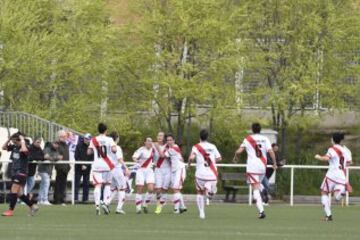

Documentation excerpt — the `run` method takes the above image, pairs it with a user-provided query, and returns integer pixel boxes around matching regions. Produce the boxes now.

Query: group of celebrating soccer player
[1,121,353,221]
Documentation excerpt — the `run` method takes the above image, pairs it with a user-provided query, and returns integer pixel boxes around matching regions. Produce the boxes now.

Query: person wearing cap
[74,133,93,203]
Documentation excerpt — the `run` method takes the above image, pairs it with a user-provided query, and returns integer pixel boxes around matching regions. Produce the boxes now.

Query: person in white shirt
[188,129,221,219]
[234,123,277,219]
[132,137,156,214]
[108,131,129,215]
[154,132,171,214]
[163,134,187,214]
[315,132,351,221]
[87,123,117,216]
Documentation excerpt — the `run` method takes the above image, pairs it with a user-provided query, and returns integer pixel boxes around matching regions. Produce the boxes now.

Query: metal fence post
[346,168,350,206]
[290,167,294,206]
[71,160,75,205]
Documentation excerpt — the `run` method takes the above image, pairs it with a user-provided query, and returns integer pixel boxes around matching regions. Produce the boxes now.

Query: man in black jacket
[74,133,93,203]
[53,130,70,205]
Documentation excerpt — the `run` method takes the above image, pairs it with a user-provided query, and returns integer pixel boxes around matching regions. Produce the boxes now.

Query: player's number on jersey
[255,144,263,158]
[97,145,107,158]
[339,156,345,170]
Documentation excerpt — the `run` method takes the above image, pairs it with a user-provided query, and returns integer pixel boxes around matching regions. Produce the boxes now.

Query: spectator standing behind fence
[39,141,61,205]
[74,133,93,203]
[26,137,44,199]
[54,130,70,205]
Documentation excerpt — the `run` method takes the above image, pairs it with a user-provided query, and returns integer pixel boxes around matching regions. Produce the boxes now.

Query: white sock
[321,195,332,216]
[110,189,117,203]
[117,191,125,210]
[94,187,101,206]
[179,193,186,209]
[173,193,181,210]
[160,193,167,206]
[196,194,204,213]
[128,179,133,189]
[135,194,142,211]
[144,192,153,207]
[103,185,112,205]
[253,189,264,213]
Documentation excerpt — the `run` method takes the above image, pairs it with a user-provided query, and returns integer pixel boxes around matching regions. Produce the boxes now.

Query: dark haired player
[315,132,351,221]
[87,123,117,215]
[188,129,222,219]
[2,132,39,217]
[234,123,277,219]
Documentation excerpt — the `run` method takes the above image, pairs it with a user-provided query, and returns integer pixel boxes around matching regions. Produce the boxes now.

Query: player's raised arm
[315,154,330,161]
[18,135,28,153]
[1,137,11,150]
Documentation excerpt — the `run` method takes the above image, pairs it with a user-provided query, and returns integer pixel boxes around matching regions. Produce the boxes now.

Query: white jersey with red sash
[155,144,170,170]
[240,134,272,174]
[324,145,349,185]
[89,135,116,172]
[132,146,156,169]
[164,145,184,172]
[191,141,221,181]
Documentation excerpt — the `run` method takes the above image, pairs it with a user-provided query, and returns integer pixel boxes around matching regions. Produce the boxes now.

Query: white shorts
[195,177,217,194]
[171,167,186,190]
[320,176,346,194]
[135,168,155,186]
[155,168,171,190]
[246,172,265,185]
[92,171,112,185]
[111,167,127,190]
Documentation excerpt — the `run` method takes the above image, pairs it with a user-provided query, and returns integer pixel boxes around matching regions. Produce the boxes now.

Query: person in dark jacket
[1,132,39,217]
[39,141,61,205]
[53,130,70,205]
[26,137,44,198]
[74,133,93,203]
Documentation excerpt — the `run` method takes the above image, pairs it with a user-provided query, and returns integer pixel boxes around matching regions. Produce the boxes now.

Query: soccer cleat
[258,211,266,219]
[101,204,110,215]
[199,211,205,219]
[155,205,162,214]
[115,209,126,215]
[29,204,39,217]
[95,207,101,216]
[323,215,333,222]
[142,206,148,214]
[2,209,14,217]
[174,209,180,214]
[180,207,187,214]
[136,209,142,214]
[42,201,52,206]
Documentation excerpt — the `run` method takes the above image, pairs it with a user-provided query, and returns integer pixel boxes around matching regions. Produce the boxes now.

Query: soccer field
[0,204,359,240]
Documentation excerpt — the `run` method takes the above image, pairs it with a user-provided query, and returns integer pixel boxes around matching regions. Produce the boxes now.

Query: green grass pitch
[0,203,359,240]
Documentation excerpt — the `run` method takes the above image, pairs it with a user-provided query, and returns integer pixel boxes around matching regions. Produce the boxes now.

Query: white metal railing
[1,160,359,206]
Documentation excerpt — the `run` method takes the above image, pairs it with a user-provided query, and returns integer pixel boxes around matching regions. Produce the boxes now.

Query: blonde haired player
[188,129,221,219]
[87,123,117,215]
[315,132,351,221]
[132,137,156,214]
[234,123,277,219]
